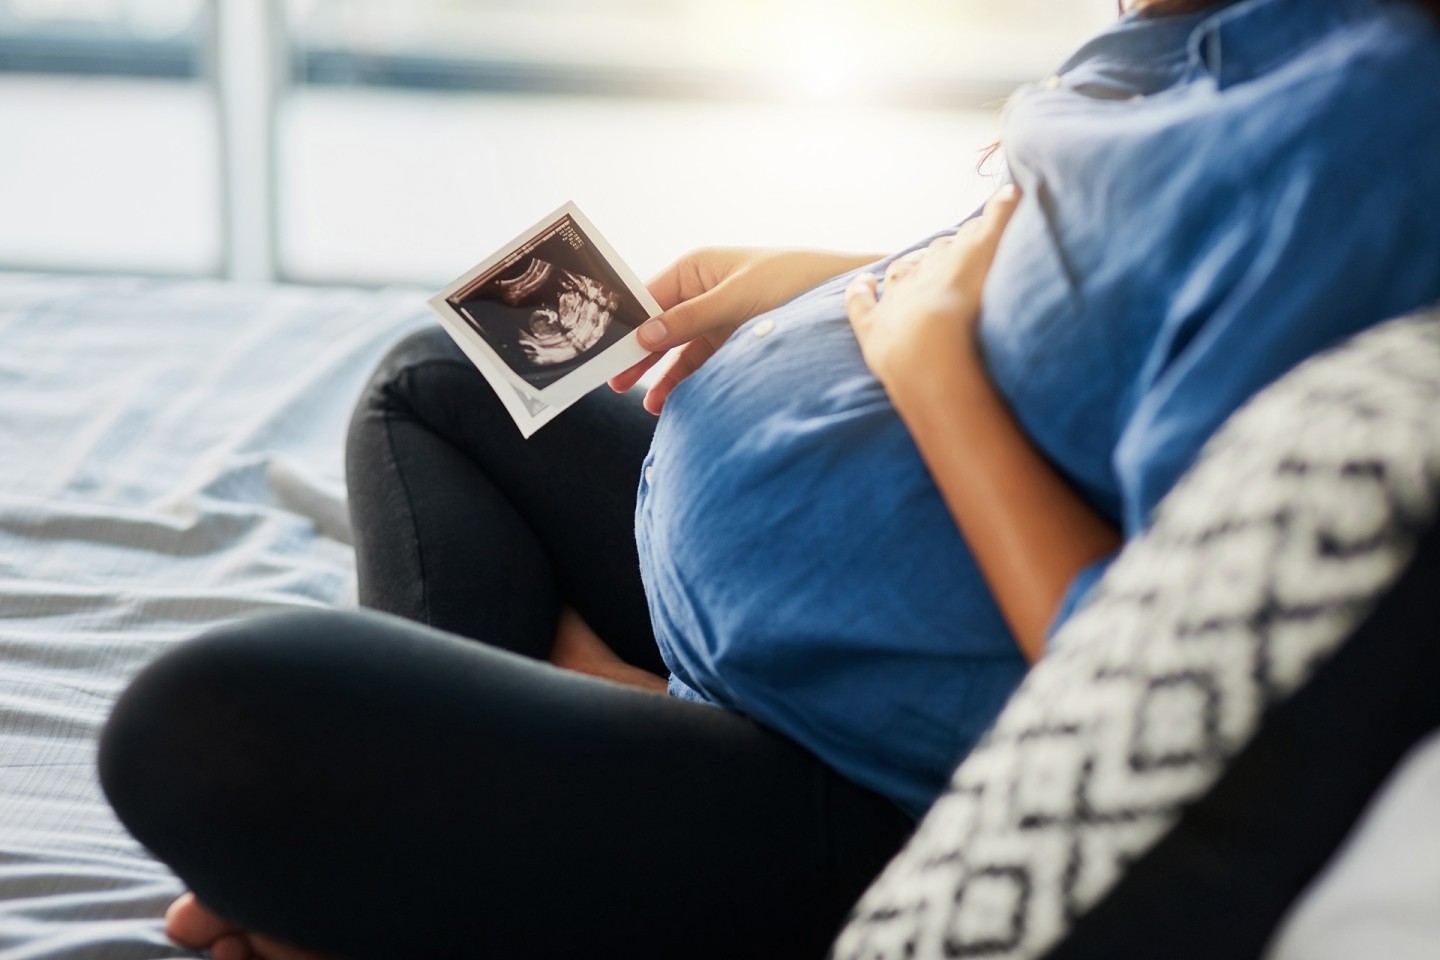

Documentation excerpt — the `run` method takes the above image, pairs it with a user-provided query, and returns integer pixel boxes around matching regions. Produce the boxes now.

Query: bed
[0,273,428,958]
[3,272,1438,959]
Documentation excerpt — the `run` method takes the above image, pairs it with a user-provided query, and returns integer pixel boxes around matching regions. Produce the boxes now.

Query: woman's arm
[611,247,886,413]
[845,187,1120,662]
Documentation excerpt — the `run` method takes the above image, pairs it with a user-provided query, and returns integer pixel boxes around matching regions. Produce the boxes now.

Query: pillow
[831,308,1440,960]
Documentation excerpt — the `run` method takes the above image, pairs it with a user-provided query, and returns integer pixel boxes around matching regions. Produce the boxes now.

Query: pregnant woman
[99,0,1440,958]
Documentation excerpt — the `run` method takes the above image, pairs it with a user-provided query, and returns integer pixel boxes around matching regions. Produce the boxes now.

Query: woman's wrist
[781,249,888,297]
[883,339,1119,661]
[878,326,989,422]
[842,184,1118,659]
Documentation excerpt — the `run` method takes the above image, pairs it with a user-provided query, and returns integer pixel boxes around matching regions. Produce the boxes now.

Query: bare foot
[166,892,338,960]
[166,893,239,949]
[548,606,668,693]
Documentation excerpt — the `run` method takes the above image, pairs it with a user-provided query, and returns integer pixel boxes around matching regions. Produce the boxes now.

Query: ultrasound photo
[445,213,651,391]
[429,202,660,438]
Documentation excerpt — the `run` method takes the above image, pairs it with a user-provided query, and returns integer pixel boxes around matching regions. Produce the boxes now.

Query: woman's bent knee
[363,326,465,399]
[98,611,350,856]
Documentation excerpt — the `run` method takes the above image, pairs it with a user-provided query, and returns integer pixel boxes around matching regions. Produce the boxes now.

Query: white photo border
[427,201,661,432]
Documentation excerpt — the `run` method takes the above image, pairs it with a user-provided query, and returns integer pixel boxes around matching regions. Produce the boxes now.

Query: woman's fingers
[639,252,717,352]
[644,253,698,313]
[884,250,925,284]
[635,280,748,353]
[935,183,1022,278]
[978,183,1022,247]
[844,272,879,324]
[622,272,757,407]
[612,277,738,395]
[607,351,664,393]
[643,338,719,414]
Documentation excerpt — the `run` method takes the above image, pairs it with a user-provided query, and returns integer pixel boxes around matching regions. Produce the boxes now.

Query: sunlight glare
[782,26,867,101]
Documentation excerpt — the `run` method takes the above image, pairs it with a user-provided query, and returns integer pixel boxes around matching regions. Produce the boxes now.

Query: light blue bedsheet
[4,272,1437,959]
[0,273,429,958]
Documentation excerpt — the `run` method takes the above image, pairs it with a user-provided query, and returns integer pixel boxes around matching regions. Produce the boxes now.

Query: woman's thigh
[346,326,660,671]
[99,610,912,960]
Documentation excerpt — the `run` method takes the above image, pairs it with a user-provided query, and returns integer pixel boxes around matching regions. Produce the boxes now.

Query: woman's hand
[609,247,884,414]
[844,185,1021,394]
[840,184,1120,662]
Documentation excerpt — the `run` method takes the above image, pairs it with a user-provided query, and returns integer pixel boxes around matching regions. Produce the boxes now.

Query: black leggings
[99,327,913,960]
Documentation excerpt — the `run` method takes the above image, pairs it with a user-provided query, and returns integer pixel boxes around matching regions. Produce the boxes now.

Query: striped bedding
[0,273,427,959]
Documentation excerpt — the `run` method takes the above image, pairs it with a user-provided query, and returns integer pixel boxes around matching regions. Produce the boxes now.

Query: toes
[210,933,254,960]
[165,892,242,948]
[162,890,334,960]
[248,932,340,960]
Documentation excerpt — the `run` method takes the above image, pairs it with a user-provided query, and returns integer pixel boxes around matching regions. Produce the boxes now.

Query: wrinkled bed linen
[0,273,428,959]
[3,272,1438,960]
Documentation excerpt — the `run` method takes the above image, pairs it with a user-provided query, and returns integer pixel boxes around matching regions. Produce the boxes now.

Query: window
[1,0,1115,284]
[0,0,216,275]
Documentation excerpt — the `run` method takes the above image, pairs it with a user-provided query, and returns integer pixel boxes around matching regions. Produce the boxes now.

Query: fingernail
[639,318,667,347]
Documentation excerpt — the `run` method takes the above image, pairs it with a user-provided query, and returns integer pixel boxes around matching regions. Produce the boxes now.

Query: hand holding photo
[428,202,661,437]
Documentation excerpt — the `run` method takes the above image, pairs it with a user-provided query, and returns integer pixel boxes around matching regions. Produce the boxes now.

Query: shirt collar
[1058,0,1388,92]
[1056,8,1212,83]
[1187,0,1386,89]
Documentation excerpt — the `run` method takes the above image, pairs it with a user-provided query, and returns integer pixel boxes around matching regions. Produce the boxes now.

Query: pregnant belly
[634,283,1028,816]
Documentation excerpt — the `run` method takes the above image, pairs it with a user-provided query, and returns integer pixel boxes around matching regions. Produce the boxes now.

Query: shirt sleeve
[1112,162,1440,537]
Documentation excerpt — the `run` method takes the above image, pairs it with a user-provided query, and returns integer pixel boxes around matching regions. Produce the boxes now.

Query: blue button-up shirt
[636,0,1440,818]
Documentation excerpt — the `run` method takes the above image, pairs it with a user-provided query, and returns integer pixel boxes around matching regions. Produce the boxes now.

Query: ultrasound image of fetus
[495,258,620,367]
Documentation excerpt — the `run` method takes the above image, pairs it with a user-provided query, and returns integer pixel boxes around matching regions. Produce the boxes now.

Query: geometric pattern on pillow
[831,308,1440,960]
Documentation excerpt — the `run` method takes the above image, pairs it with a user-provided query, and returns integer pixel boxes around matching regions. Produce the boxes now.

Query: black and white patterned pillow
[832,309,1440,960]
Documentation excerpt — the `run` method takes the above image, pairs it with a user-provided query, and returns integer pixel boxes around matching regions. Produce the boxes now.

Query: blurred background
[0,0,1115,286]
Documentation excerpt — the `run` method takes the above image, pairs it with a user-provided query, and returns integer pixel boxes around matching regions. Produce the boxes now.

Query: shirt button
[645,465,655,484]
[752,318,776,338]
[1042,75,1061,90]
